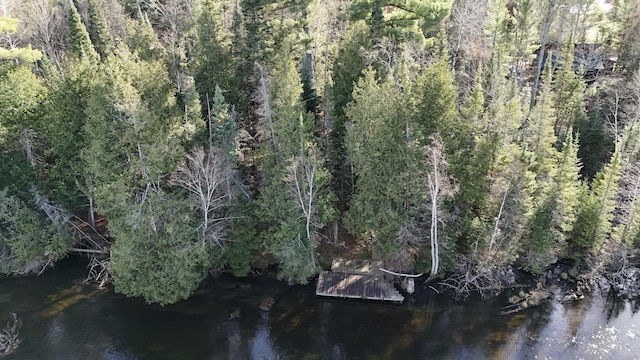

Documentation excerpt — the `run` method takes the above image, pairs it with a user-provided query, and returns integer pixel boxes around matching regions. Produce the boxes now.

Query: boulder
[226,308,241,320]
[258,296,275,312]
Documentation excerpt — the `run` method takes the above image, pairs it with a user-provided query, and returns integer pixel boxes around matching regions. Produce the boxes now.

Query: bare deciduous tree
[284,147,323,244]
[253,63,276,149]
[15,0,68,67]
[530,0,560,109]
[423,136,456,279]
[171,146,234,246]
[447,0,490,78]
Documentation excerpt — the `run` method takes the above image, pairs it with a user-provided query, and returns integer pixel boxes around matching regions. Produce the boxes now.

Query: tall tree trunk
[530,0,558,110]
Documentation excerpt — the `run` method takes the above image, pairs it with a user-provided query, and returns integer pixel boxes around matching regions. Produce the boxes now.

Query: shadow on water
[2,258,640,359]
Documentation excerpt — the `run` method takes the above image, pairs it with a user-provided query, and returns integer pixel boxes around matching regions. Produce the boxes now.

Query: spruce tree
[194,0,239,114]
[570,152,620,253]
[524,132,582,273]
[87,0,113,60]
[255,43,335,284]
[0,190,71,275]
[329,21,371,209]
[551,40,586,146]
[67,1,99,63]
[344,69,409,257]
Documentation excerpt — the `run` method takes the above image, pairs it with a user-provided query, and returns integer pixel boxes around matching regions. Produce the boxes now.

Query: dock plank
[316,259,404,303]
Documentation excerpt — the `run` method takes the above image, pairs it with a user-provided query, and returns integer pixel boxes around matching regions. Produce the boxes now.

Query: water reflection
[1,259,640,359]
[250,312,278,359]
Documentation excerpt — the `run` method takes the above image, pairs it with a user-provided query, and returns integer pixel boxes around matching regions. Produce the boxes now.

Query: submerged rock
[606,266,640,299]
[402,278,415,294]
[227,308,241,320]
[502,289,552,315]
[259,297,275,312]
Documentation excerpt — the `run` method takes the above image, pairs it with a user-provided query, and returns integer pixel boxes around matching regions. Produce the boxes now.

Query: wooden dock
[315,259,404,302]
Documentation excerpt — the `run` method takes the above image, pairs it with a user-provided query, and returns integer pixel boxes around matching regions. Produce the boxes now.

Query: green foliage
[83,45,182,216]
[0,17,43,63]
[345,70,410,254]
[0,16,18,33]
[413,60,460,142]
[571,152,620,252]
[551,42,586,146]
[208,85,236,156]
[193,0,242,114]
[3,0,640,299]
[256,45,336,283]
[329,21,371,209]
[124,14,163,62]
[300,56,319,115]
[223,196,258,276]
[257,174,318,284]
[259,146,336,283]
[109,191,207,305]
[349,0,451,41]
[38,60,95,209]
[87,0,114,59]
[0,142,35,200]
[522,69,557,185]
[67,1,99,63]
[0,47,44,63]
[577,103,614,179]
[618,2,640,73]
[0,66,46,131]
[0,190,71,275]
[523,132,582,273]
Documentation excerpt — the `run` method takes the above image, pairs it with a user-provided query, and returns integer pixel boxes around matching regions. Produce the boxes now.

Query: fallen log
[501,289,552,315]
[0,313,21,357]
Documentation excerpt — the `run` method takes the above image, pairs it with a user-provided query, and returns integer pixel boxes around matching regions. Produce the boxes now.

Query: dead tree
[424,136,455,279]
[0,313,20,356]
[530,0,559,109]
[171,146,234,246]
[284,148,323,244]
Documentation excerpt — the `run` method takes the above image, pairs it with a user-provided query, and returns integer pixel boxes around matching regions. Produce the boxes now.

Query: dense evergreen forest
[1,0,640,305]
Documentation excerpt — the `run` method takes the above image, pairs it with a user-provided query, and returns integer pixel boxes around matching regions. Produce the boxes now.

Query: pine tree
[255,44,335,284]
[570,152,620,253]
[67,1,99,63]
[551,40,586,145]
[523,131,582,273]
[348,0,450,41]
[0,189,71,275]
[194,0,240,115]
[86,0,113,59]
[344,69,410,257]
[328,21,371,209]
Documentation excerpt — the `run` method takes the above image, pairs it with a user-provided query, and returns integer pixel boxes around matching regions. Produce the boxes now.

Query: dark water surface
[1,258,640,359]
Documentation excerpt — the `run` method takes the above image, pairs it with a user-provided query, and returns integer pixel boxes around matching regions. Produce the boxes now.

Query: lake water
[1,258,639,359]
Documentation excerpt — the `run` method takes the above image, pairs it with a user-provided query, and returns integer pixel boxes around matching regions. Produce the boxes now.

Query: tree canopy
[0,0,638,304]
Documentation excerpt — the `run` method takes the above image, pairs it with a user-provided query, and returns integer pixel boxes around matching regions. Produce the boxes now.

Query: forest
[1,0,640,305]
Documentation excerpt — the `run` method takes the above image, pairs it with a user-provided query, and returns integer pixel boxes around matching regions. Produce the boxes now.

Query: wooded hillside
[1,0,640,305]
